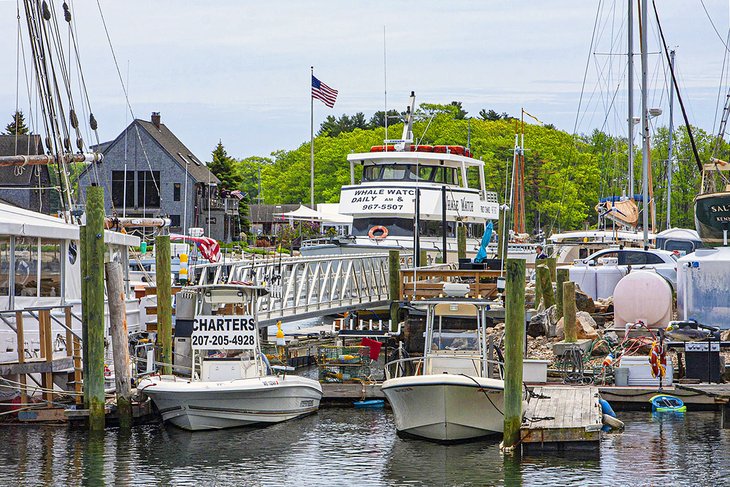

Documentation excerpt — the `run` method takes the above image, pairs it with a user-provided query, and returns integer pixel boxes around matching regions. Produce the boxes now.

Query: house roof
[135,119,220,185]
[0,134,49,186]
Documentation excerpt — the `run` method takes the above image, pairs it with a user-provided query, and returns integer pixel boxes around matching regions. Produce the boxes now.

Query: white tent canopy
[273,204,324,221]
[0,201,140,246]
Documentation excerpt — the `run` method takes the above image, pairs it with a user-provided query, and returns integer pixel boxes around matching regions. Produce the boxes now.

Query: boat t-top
[300,92,531,261]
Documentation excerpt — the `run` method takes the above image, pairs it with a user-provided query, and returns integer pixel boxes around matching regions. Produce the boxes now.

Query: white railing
[190,253,395,326]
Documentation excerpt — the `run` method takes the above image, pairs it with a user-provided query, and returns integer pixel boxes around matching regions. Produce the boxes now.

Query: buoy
[602,413,625,430]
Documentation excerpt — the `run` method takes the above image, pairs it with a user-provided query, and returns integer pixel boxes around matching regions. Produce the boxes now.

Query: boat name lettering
[710,205,730,213]
[193,316,256,332]
[715,216,730,223]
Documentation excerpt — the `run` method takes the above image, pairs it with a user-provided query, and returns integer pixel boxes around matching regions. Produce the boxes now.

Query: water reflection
[0,410,729,486]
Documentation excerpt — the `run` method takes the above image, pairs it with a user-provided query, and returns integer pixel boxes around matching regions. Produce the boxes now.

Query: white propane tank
[569,264,597,300]
[595,263,625,300]
[678,247,730,329]
[613,270,673,328]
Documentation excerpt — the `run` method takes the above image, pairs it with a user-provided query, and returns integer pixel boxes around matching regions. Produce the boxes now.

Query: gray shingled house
[0,134,52,213]
[78,113,241,242]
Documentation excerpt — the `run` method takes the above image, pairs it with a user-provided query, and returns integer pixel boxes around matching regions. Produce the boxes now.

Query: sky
[2,1,730,161]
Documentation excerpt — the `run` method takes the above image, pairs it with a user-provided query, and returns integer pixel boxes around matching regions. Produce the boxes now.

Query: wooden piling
[156,234,173,375]
[497,209,508,260]
[85,185,106,431]
[536,264,555,309]
[503,258,525,451]
[547,257,557,282]
[105,262,132,429]
[388,250,401,333]
[563,281,577,343]
[15,311,27,405]
[556,268,569,320]
[419,249,428,268]
[457,224,467,261]
[80,225,89,408]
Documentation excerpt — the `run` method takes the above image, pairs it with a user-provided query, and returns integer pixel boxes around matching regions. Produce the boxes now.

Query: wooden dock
[520,386,602,450]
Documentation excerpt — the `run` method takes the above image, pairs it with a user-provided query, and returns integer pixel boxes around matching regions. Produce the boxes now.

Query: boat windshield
[362,164,462,185]
[430,331,479,351]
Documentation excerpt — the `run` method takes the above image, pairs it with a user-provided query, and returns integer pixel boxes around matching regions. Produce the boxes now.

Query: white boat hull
[382,374,506,442]
[139,375,323,431]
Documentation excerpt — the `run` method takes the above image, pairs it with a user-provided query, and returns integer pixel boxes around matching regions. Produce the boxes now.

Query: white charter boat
[382,298,511,442]
[300,92,536,263]
[139,284,322,431]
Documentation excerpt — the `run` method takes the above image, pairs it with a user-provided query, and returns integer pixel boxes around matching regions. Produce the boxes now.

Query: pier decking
[520,386,602,450]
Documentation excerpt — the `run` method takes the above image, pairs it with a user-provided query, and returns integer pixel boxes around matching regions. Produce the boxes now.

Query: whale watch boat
[382,297,511,442]
[300,92,535,261]
[139,284,322,431]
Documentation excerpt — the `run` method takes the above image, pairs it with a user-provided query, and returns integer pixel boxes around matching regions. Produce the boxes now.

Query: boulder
[555,311,599,340]
[574,285,596,313]
[527,305,558,338]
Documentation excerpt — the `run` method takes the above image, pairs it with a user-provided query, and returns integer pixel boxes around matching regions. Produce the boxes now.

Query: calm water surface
[0,409,726,486]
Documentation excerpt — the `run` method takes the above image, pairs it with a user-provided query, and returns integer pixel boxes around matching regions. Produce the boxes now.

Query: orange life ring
[368,225,389,240]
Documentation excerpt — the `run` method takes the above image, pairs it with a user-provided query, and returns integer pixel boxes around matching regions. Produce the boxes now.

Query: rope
[458,373,504,417]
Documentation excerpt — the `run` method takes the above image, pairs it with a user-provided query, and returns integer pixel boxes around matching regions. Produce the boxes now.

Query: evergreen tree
[209,140,241,190]
[5,110,29,135]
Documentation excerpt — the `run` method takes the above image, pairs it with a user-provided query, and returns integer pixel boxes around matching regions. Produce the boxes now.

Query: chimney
[151,112,161,129]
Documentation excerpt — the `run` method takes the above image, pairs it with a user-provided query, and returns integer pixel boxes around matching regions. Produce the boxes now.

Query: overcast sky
[2,1,730,161]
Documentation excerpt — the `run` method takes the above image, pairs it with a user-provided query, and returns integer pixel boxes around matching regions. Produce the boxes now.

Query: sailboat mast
[666,49,676,230]
[640,0,650,248]
[628,0,635,199]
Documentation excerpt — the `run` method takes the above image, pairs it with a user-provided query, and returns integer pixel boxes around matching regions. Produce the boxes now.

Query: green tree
[368,109,402,128]
[5,110,29,135]
[208,141,241,190]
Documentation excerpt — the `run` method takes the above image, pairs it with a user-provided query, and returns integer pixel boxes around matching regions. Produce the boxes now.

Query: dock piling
[503,258,526,451]
[105,261,132,429]
[457,224,467,261]
[156,234,173,375]
[80,225,89,408]
[85,185,106,431]
[556,268,569,321]
[389,250,400,333]
[563,281,577,343]
[536,264,554,309]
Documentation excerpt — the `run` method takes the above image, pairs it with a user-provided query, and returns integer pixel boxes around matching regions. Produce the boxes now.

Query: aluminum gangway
[190,253,407,326]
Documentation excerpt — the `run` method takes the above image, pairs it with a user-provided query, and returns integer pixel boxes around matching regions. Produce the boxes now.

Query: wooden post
[457,224,467,261]
[556,268,569,320]
[80,225,89,408]
[105,262,132,429]
[496,210,507,260]
[503,258,525,451]
[536,264,555,309]
[15,311,27,405]
[388,250,401,333]
[39,310,53,405]
[547,257,557,282]
[156,234,173,375]
[419,249,428,268]
[85,185,106,431]
[563,281,577,343]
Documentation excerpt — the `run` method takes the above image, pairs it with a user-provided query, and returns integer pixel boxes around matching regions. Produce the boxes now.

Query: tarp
[473,221,494,264]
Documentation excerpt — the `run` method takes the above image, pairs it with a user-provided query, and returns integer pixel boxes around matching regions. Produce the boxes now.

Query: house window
[137,171,160,208]
[174,183,181,202]
[111,171,135,208]
[170,215,181,228]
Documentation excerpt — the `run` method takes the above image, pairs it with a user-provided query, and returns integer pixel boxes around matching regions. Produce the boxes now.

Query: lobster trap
[317,345,372,383]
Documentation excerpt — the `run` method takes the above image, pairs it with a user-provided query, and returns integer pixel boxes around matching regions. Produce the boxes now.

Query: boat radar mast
[389,91,416,152]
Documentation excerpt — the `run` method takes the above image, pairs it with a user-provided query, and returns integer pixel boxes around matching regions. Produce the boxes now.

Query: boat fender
[368,225,388,240]
[599,398,616,418]
[602,413,625,430]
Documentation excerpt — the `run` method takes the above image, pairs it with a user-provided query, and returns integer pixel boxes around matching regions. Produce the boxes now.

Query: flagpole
[310,65,315,209]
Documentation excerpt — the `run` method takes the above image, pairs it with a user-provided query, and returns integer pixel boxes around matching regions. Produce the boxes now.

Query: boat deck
[520,386,602,450]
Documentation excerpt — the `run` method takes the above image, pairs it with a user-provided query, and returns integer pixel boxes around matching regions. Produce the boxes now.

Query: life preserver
[649,341,667,378]
[368,226,388,240]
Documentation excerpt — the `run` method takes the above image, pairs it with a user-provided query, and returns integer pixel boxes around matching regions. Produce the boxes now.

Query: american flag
[311,75,338,108]
[230,190,244,200]
[170,234,221,263]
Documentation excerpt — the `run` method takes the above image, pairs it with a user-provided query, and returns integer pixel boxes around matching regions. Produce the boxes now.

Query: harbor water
[0,409,726,486]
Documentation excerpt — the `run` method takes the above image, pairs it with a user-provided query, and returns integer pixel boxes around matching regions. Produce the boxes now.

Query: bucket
[614,367,629,386]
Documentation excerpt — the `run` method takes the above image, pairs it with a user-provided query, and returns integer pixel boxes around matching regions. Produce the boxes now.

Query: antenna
[383,25,388,146]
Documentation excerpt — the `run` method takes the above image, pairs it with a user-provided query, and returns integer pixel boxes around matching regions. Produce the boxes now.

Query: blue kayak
[650,394,686,413]
[353,399,385,409]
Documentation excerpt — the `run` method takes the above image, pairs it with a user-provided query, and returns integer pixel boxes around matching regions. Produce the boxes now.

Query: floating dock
[520,386,602,450]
